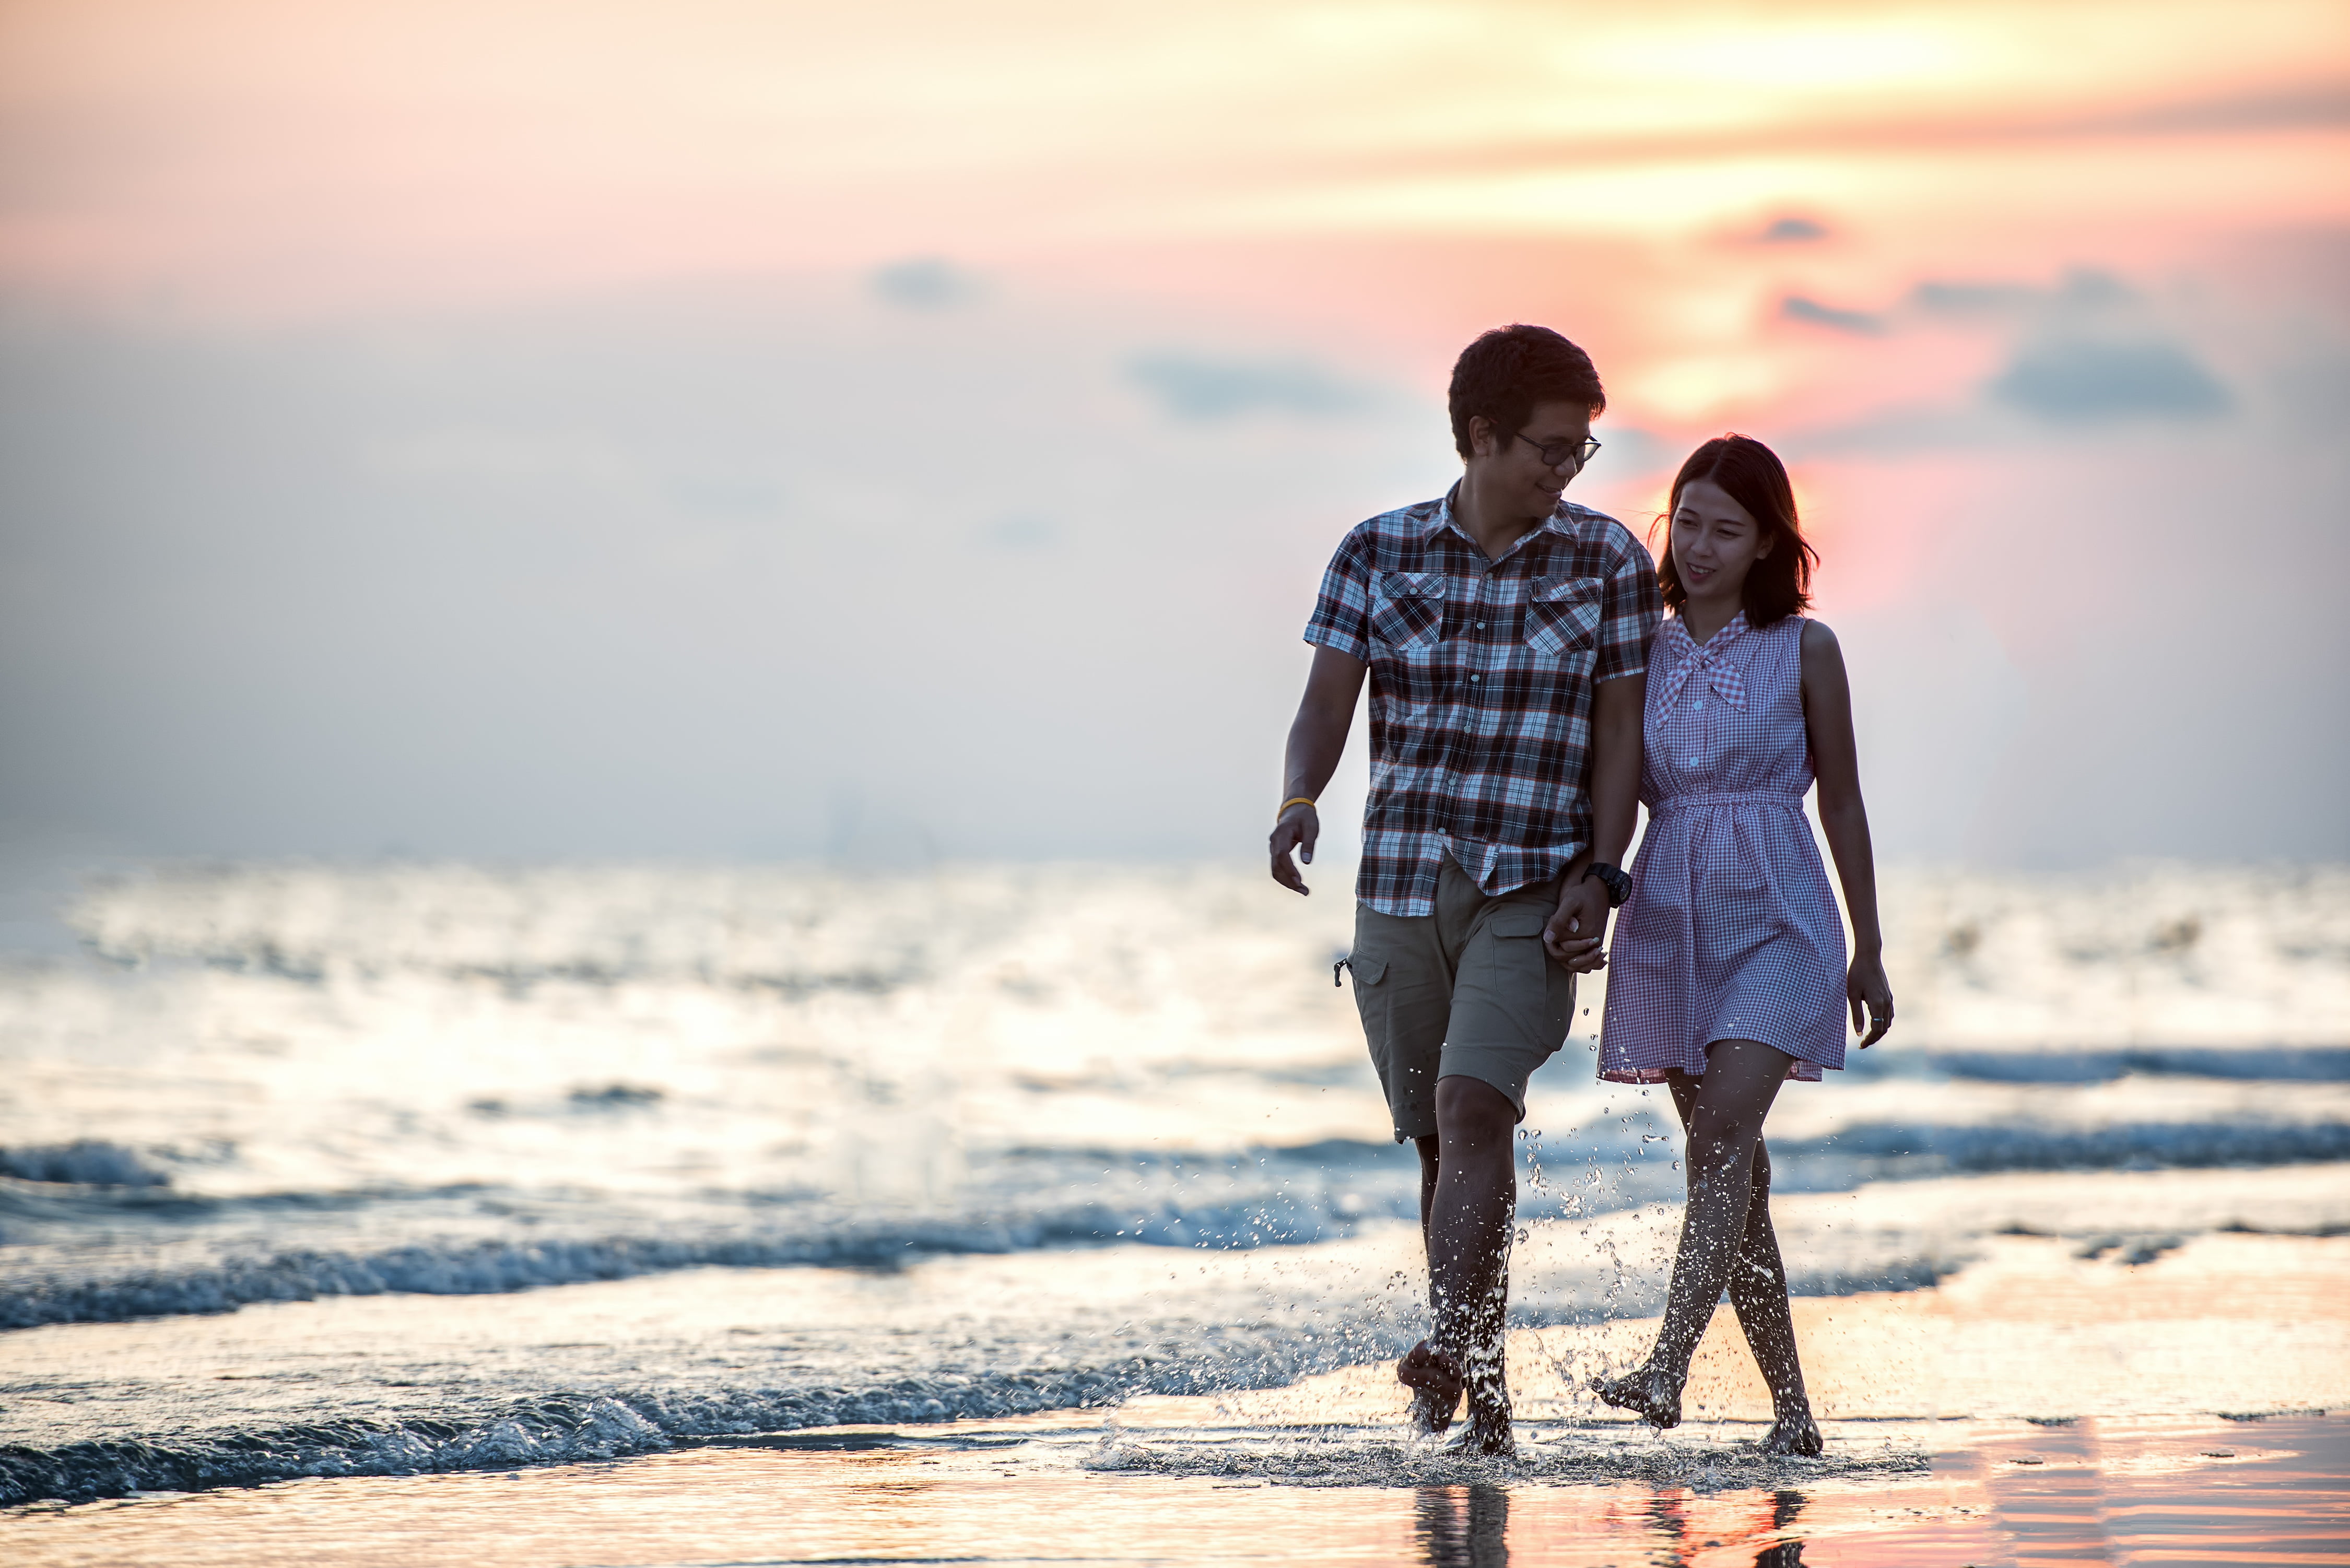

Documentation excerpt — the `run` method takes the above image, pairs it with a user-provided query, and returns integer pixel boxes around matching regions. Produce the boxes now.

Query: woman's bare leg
[1718,1138,1821,1453]
[1655,1073,1822,1453]
[1592,1040,1805,1441]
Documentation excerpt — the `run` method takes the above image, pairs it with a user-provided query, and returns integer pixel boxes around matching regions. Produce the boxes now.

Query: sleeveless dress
[1600,611,1847,1083]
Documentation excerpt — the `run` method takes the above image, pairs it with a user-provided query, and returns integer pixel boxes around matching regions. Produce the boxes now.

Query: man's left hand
[1544,876,1611,971]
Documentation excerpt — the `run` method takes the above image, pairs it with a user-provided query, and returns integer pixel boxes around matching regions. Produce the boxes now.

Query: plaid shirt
[1305,487,1661,916]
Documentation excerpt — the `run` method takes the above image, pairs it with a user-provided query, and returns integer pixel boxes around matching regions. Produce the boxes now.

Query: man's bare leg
[1399,1131,1464,1434]
[1591,1040,1795,1439]
[1395,1074,1519,1454]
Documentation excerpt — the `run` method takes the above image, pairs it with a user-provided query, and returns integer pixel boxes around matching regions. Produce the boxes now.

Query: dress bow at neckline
[1655,613,1751,711]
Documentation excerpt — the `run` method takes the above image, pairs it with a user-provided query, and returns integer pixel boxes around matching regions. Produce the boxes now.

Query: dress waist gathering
[1648,788,1807,817]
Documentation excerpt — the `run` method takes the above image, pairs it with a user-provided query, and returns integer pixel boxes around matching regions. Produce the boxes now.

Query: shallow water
[1,859,2345,1507]
[7,1411,2343,1566]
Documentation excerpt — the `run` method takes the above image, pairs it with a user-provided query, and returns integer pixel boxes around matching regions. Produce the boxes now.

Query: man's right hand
[1269,803,1319,895]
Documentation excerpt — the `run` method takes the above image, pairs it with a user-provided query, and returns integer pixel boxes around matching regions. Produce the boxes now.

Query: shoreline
[7,1230,2347,1563]
[4,1180,2346,1507]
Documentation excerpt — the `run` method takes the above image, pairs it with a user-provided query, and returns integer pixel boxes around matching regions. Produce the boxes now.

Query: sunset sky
[2,0,2344,866]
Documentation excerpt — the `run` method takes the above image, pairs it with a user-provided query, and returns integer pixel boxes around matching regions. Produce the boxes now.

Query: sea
[1,857,2345,1508]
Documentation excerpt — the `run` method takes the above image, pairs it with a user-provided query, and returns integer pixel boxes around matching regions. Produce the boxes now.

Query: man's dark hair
[1655,434,1819,627]
[1448,324,1607,459]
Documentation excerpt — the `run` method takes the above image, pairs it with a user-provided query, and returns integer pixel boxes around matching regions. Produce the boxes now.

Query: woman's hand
[1545,877,1612,972]
[1847,951,1894,1047]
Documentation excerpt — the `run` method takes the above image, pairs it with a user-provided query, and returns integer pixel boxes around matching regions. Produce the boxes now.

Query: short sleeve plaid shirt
[1304,486,1662,917]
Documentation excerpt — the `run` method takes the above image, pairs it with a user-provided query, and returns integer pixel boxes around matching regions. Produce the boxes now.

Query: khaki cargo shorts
[1344,854,1577,1142]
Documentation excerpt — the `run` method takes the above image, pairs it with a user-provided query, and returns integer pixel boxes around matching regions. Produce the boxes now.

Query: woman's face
[1671,478,1773,607]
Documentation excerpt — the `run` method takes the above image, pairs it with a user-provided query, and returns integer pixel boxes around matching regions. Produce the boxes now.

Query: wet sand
[8,1231,2346,1565]
[4,1415,2344,1567]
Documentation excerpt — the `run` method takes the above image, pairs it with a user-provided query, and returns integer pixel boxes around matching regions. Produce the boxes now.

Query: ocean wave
[0,1231,1931,1337]
[1878,1047,2350,1084]
[1783,1119,2350,1174]
[0,1182,1419,1330]
[0,1323,1404,1507]
[0,1141,169,1187]
[10,1116,2345,1329]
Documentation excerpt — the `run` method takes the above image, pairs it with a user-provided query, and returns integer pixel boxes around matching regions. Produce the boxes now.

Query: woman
[1591,434,1894,1456]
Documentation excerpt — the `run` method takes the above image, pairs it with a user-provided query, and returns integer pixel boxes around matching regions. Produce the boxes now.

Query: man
[1268,324,1659,1454]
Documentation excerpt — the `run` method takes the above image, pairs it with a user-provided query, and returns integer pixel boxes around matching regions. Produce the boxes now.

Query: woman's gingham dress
[1600,611,1847,1083]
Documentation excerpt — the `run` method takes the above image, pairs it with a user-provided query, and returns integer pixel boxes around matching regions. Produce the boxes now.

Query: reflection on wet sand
[1629,1488,1808,1568]
[1416,1483,1507,1566]
[5,1414,2343,1565]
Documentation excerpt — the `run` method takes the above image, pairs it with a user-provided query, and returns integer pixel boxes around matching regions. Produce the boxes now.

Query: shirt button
[1470,674,1482,683]
[1475,621,1486,629]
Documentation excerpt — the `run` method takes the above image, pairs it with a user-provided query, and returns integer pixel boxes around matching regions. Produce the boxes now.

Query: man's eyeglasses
[1517,432,1602,470]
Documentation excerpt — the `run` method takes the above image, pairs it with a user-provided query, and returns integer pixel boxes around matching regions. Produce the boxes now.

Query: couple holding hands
[1268,324,1896,1457]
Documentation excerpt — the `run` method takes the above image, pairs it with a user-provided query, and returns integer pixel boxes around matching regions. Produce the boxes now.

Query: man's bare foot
[1761,1409,1823,1456]
[1446,1354,1514,1456]
[1589,1365,1681,1429]
[1453,1388,1514,1456]
[1443,1407,1515,1457]
[1397,1340,1465,1435]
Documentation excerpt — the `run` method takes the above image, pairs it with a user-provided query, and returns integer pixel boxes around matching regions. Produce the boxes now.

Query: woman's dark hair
[1656,434,1818,626]
[1448,324,1606,459]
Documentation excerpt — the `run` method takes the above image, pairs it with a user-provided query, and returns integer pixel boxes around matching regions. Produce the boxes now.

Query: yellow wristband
[1277,797,1317,817]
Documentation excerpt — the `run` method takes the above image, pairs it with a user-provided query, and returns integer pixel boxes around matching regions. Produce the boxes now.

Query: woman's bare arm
[1800,620,1894,1045]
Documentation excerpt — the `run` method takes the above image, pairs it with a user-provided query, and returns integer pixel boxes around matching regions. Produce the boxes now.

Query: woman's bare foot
[1761,1409,1823,1456]
[1397,1340,1465,1435]
[1589,1365,1682,1429]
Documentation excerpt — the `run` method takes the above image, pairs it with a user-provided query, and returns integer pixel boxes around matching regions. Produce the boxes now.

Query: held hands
[1544,876,1612,972]
[1269,803,1319,895]
[1848,951,1894,1046]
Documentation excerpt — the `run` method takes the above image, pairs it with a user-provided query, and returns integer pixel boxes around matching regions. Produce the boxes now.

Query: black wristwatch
[1583,861,1631,907]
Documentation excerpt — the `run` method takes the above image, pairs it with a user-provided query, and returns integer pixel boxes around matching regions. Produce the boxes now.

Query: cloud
[1780,294,1884,335]
[1758,216,1830,243]
[1912,269,2130,317]
[870,257,980,310]
[1990,338,2230,422]
[1126,353,1371,421]
[977,513,1060,550]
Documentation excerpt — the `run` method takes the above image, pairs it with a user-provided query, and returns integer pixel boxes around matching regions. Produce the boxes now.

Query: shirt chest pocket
[1369,571,1446,651]
[1524,575,1604,658]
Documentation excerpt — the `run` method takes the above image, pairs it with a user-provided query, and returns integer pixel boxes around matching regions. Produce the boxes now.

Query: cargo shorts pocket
[1342,950,1392,1055]
[1479,907,1573,1054]
[1485,907,1550,980]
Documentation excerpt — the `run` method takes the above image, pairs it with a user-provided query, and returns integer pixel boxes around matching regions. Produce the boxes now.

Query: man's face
[1471,399,1594,517]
